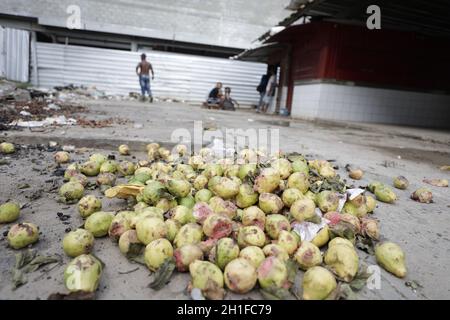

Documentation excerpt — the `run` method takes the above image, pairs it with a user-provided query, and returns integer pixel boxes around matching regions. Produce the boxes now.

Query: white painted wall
[291,83,450,128]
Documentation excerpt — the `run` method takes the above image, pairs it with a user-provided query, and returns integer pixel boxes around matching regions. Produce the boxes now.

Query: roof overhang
[231,42,286,62]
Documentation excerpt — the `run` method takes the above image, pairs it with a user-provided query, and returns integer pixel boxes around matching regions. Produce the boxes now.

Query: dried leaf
[260,286,291,300]
[329,221,357,243]
[148,258,176,290]
[339,283,357,300]
[12,269,27,289]
[14,249,37,269]
[423,179,448,187]
[285,259,298,284]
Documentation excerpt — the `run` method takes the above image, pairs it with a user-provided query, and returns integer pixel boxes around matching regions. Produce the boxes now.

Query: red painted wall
[272,21,450,110]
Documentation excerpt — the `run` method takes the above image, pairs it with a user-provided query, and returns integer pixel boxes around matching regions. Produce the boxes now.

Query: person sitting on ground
[204,82,223,107]
[220,87,238,111]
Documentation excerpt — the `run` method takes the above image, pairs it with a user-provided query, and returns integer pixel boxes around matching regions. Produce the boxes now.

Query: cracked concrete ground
[1,100,449,300]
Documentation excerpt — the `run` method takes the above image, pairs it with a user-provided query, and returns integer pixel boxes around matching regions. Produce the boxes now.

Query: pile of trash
[1,142,447,300]
[0,80,87,130]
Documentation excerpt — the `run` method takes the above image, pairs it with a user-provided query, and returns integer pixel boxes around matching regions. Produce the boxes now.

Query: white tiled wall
[291,83,450,128]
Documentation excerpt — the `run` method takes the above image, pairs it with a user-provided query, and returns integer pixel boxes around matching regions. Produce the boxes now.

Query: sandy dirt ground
[1,100,449,300]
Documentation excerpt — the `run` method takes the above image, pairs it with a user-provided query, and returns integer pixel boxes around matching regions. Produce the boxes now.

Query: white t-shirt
[266,75,276,95]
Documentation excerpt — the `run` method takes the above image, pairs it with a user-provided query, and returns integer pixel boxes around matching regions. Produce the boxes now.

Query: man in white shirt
[260,68,277,113]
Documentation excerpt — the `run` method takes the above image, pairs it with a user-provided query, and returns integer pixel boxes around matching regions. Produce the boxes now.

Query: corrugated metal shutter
[31,42,267,105]
[0,27,30,82]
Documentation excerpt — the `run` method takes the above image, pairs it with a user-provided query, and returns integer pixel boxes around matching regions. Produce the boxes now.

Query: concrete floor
[1,100,449,300]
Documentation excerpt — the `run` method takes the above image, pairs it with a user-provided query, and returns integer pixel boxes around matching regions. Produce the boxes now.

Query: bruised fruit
[174,223,203,248]
[141,181,165,204]
[209,197,237,219]
[277,230,299,255]
[118,144,130,155]
[165,219,181,242]
[84,211,114,237]
[78,195,102,218]
[258,193,284,214]
[294,241,322,270]
[59,181,84,203]
[167,178,191,198]
[189,261,224,297]
[0,142,15,154]
[241,206,266,230]
[287,172,310,194]
[316,191,339,213]
[304,191,317,204]
[213,238,240,270]
[100,160,117,174]
[193,175,208,190]
[302,266,337,300]
[195,189,213,203]
[263,244,289,262]
[373,184,397,203]
[62,229,94,257]
[174,244,204,272]
[118,230,143,255]
[192,202,213,224]
[254,168,280,193]
[156,198,177,213]
[348,168,363,180]
[393,176,409,190]
[375,242,406,278]
[108,215,131,242]
[328,237,354,248]
[80,161,101,176]
[411,188,433,203]
[118,161,136,176]
[179,195,195,209]
[366,195,376,213]
[96,173,116,187]
[171,205,195,225]
[54,151,70,164]
[89,153,107,165]
[211,177,239,199]
[136,217,167,245]
[203,214,232,239]
[224,258,257,293]
[70,173,88,187]
[238,163,256,180]
[271,158,292,179]
[7,222,39,249]
[282,188,304,207]
[235,183,258,208]
[237,226,266,248]
[144,238,173,271]
[239,246,265,268]
[0,202,20,223]
[290,198,316,222]
[360,217,380,240]
[64,163,80,181]
[257,256,288,289]
[324,243,359,282]
[292,159,309,175]
[311,225,330,248]
[64,254,102,293]
[342,201,367,218]
[265,214,291,239]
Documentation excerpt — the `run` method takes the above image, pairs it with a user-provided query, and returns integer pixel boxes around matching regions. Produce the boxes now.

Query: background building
[236,0,450,128]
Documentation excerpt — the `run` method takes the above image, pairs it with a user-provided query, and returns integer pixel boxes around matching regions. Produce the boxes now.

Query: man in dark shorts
[136,53,154,102]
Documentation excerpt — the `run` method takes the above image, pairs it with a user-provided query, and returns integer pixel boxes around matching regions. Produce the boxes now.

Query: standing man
[260,67,277,113]
[136,53,154,102]
[256,73,269,111]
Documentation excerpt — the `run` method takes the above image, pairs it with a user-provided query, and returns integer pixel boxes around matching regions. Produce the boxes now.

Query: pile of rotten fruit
[1,140,438,300]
